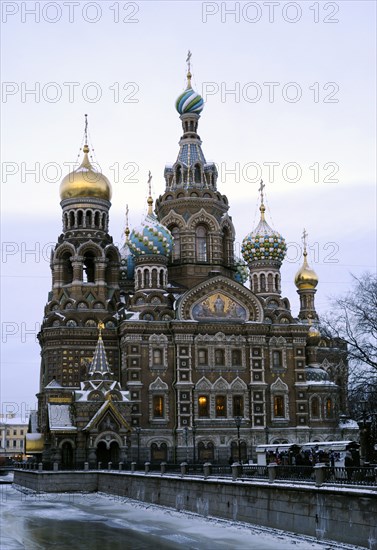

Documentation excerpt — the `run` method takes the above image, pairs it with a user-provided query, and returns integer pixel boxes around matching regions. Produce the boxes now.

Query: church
[26,58,357,468]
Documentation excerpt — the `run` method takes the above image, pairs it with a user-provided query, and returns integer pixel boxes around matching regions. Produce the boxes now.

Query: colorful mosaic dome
[233,257,249,284]
[241,206,286,264]
[176,85,204,115]
[128,213,173,258]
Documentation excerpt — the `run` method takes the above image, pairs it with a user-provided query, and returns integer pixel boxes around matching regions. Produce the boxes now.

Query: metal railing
[14,462,377,487]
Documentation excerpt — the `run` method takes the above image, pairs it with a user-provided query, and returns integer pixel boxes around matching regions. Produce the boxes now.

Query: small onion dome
[119,240,135,280]
[307,324,321,346]
[176,72,204,115]
[241,205,286,264]
[233,257,249,284]
[294,251,318,290]
[128,212,173,257]
[305,366,330,382]
[60,144,112,201]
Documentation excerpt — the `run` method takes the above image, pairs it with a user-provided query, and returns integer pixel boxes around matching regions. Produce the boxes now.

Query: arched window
[273,395,285,417]
[144,270,150,288]
[69,211,75,228]
[61,252,73,285]
[260,273,266,292]
[77,210,83,226]
[275,274,279,292]
[268,273,273,292]
[83,251,95,283]
[325,398,333,418]
[176,165,182,184]
[198,395,209,417]
[151,269,158,288]
[215,395,227,417]
[153,395,164,417]
[194,164,201,183]
[196,225,208,261]
[94,211,100,228]
[171,226,180,260]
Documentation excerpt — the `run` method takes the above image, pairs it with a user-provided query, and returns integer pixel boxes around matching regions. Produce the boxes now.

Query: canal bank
[14,470,377,548]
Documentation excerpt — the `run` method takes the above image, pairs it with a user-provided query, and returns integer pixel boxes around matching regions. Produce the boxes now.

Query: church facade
[28,63,357,467]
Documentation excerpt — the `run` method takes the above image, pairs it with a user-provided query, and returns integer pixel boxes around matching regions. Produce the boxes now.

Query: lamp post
[192,424,197,466]
[135,427,141,467]
[183,426,189,463]
[234,416,242,463]
[358,400,371,464]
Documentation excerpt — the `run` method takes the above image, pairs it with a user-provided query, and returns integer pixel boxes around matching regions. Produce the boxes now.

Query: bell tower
[38,117,121,394]
[155,52,236,289]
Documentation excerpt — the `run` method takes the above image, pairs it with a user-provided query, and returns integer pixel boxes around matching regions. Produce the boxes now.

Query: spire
[259,179,266,221]
[147,171,153,215]
[89,321,111,376]
[186,49,192,89]
[125,204,130,239]
[83,113,89,154]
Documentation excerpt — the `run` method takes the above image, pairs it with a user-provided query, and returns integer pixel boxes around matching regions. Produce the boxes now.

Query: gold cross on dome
[302,228,308,249]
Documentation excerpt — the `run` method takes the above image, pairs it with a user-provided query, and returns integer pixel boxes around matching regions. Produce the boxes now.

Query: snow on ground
[0,483,365,550]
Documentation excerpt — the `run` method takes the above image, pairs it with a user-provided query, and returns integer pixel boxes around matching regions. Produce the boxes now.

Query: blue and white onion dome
[241,204,287,264]
[176,70,204,115]
[128,199,173,258]
[120,231,135,280]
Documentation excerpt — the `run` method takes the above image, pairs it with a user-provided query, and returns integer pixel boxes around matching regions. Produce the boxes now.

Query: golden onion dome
[307,324,321,341]
[294,251,319,290]
[59,144,112,201]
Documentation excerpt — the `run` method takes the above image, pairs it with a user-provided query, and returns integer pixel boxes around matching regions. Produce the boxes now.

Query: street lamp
[192,424,197,466]
[234,416,242,463]
[358,400,371,464]
[183,427,189,463]
[135,427,141,467]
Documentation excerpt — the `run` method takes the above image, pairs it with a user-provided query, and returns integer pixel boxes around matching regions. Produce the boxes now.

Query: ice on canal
[1,484,363,550]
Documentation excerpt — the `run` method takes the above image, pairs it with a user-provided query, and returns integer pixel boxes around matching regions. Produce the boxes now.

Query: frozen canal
[1,481,363,550]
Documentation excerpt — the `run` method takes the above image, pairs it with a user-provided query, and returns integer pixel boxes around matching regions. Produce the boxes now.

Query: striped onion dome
[176,70,204,115]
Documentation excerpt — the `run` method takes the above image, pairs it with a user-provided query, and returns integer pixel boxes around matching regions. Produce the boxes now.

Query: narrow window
[198,395,209,417]
[198,349,208,366]
[171,227,180,260]
[196,225,207,261]
[272,350,282,368]
[274,395,285,417]
[233,395,244,417]
[215,349,225,366]
[231,349,241,366]
[153,395,164,418]
[216,395,227,417]
[153,348,162,365]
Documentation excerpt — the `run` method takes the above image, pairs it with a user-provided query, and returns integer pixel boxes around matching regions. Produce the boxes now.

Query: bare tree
[321,273,377,456]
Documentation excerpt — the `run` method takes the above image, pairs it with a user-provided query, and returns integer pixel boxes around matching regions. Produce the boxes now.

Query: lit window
[198,395,209,417]
[326,398,333,418]
[274,395,285,417]
[216,395,227,417]
[153,395,164,418]
[233,395,243,417]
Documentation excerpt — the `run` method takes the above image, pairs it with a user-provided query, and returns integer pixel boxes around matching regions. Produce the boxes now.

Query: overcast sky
[1,1,376,418]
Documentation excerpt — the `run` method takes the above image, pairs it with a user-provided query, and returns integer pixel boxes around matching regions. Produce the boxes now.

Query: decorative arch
[53,242,76,262]
[77,240,104,258]
[162,211,186,231]
[188,208,219,232]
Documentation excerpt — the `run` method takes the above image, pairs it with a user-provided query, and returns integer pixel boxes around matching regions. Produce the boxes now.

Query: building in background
[0,414,28,463]
[28,59,358,467]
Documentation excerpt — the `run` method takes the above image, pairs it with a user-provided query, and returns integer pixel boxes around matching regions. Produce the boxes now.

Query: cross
[148,171,152,195]
[84,113,88,144]
[259,179,265,202]
[302,228,308,249]
[125,204,129,226]
[98,321,105,335]
[186,50,192,72]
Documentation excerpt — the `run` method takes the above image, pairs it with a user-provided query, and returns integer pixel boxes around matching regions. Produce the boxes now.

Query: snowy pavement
[0,484,365,550]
